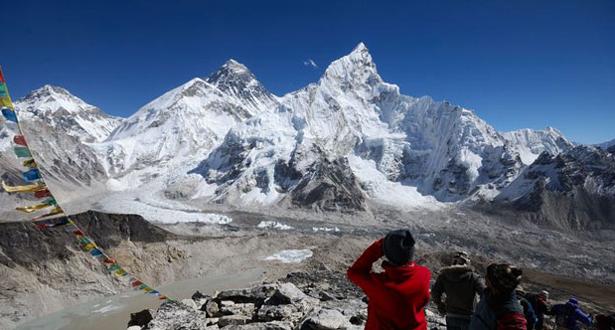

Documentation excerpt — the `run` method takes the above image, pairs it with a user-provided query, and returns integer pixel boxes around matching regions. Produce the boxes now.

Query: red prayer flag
[34,189,51,198]
[73,229,84,236]
[103,257,116,264]
[0,67,5,83]
[131,280,143,288]
[13,135,27,146]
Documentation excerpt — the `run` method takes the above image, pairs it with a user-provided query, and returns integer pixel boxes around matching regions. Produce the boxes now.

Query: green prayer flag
[14,147,31,158]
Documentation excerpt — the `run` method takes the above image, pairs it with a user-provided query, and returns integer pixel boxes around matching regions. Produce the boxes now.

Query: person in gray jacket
[433,252,486,330]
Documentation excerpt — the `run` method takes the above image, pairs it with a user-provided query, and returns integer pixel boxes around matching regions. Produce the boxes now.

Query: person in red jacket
[347,230,431,330]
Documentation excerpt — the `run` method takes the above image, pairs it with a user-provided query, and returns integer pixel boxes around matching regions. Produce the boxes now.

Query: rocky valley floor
[1,208,614,329]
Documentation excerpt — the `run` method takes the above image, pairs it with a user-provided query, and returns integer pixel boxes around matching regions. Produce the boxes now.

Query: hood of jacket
[439,265,474,282]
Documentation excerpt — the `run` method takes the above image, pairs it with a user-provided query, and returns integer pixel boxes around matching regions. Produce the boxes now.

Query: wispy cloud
[303,58,318,69]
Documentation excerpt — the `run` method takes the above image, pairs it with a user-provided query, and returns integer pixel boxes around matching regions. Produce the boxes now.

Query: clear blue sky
[1,0,613,143]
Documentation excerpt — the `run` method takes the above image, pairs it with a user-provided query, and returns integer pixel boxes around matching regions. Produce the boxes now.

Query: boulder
[127,309,153,328]
[266,283,308,305]
[220,302,256,317]
[148,300,208,330]
[217,314,252,327]
[181,298,199,311]
[220,321,293,329]
[203,300,221,317]
[300,308,351,330]
[256,304,296,322]
[217,284,279,305]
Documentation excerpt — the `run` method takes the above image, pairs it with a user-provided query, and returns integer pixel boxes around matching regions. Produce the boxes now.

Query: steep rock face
[99,60,279,181]
[495,146,615,230]
[284,156,367,212]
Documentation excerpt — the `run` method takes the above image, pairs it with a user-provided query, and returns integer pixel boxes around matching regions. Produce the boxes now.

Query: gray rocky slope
[2,210,614,329]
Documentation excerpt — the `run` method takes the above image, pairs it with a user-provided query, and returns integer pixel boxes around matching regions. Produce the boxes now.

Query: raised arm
[347,239,384,296]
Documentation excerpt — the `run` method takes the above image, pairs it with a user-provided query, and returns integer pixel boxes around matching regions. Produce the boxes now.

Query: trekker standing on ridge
[525,290,551,330]
[469,263,527,330]
[347,229,431,330]
[516,289,538,330]
[432,251,486,330]
[551,298,592,330]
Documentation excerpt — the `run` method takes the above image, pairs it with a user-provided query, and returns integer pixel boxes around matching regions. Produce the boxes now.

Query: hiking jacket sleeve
[473,273,486,294]
[347,239,384,296]
[431,274,445,310]
[497,311,528,330]
[575,309,592,326]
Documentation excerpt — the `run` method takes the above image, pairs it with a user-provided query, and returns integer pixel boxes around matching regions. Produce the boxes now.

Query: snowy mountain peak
[352,42,368,53]
[502,126,573,164]
[323,42,376,81]
[207,59,262,93]
[14,85,120,143]
[19,84,90,114]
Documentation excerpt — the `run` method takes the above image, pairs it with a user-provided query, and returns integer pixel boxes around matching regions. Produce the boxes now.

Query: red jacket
[347,239,431,330]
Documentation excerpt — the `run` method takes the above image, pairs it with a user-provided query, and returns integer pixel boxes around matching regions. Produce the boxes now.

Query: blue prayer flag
[2,107,17,122]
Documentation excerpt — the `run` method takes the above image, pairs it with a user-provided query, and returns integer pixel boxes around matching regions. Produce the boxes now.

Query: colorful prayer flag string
[0,66,170,301]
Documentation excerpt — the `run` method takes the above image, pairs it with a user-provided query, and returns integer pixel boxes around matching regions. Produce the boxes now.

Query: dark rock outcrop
[0,210,176,269]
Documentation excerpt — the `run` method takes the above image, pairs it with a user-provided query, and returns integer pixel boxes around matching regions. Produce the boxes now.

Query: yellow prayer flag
[0,95,13,108]
[16,202,53,213]
[1,180,46,193]
[82,243,96,252]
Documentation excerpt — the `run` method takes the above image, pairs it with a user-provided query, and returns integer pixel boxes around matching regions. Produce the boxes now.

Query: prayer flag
[0,97,13,109]
[108,264,121,272]
[2,107,17,122]
[131,280,143,288]
[31,206,64,220]
[103,257,116,265]
[22,159,37,168]
[13,135,27,146]
[0,83,7,97]
[42,197,57,206]
[90,248,103,257]
[14,147,31,158]
[16,202,53,213]
[23,169,41,182]
[82,242,96,252]
[1,181,45,193]
[34,189,51,198]
[115,268,128,277]
[0,68,5,83]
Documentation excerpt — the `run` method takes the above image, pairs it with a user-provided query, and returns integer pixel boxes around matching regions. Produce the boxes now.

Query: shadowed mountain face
[493,146,615,230]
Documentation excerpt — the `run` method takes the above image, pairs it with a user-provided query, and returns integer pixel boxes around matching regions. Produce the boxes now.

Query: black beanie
[383,229,416,266]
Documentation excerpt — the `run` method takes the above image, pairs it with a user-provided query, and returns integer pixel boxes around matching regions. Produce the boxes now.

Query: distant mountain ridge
[1,43,613,229]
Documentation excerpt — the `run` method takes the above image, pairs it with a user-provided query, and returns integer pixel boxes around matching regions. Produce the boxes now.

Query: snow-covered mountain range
[1,43,612,228]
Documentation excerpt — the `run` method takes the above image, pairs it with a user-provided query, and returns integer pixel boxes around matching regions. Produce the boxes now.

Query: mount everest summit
[1,43,612,229]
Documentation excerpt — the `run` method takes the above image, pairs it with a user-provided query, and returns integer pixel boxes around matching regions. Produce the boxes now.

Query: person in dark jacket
[347,230,431,330]
[526,290,551,330]
[469,263,527,330]
[433,251,486,330]
[516,290,538,330]
[551,298,592,330]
